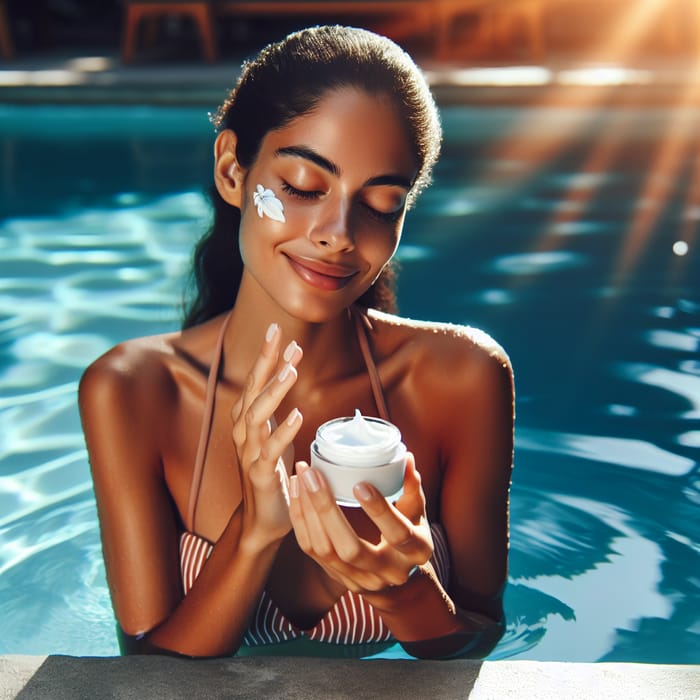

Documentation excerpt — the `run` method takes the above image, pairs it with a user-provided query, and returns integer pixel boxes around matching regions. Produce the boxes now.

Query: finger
[231,322,282,446]
[244,322,283,402]
[234,329,302,422]
[255,338,303,400]
[251,408,303,485]
[266,407,303,473]
[317,559,387,593]
[296,466,404,591]
[288,470,311,551]
[354,482,412,547]
[296,464,336,560]
[354,479,432,562]
[239,361,299,466]
[241,336,302,435]
[290,467,379,591]
[394,453,426,523]
[242,360,298,447]
[300,467,369,568]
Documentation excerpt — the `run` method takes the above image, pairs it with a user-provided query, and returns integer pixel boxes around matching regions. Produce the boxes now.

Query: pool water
[0,104,698,662]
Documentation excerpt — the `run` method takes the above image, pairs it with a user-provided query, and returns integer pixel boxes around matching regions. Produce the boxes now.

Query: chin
[278,290,362,325]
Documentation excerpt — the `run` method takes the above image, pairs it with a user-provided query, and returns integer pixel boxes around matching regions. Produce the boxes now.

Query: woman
[79,25,514,659]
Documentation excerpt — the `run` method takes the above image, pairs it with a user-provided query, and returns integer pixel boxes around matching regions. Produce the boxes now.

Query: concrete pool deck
[1,655,699,700]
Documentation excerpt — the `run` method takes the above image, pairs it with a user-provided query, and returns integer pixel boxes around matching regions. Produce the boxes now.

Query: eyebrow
[276,146,339,177]
[275,145,413,190]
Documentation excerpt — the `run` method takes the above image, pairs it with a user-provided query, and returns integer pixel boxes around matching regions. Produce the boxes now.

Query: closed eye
[281,181,323,200]
[362,203,403,224]
[283,181,402,223]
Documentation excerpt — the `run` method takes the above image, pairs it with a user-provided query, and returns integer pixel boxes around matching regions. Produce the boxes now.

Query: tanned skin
[79,88,514,659]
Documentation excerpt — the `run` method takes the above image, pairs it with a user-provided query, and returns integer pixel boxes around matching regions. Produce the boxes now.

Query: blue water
[0,104,698,662]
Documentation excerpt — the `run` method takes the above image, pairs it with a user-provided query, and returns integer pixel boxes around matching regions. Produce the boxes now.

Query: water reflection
[490,251,587,275]
[517,428,694,476]
[0,104,698,661]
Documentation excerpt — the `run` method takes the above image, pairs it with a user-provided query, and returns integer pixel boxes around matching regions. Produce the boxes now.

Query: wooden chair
[489,0,546,60]
[433,0,546,61]
[214,1,434,49]
[122,1,217,63]
[432,0,495,59]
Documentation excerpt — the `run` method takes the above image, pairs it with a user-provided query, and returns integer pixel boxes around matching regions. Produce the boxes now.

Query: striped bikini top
[179,307,450,646]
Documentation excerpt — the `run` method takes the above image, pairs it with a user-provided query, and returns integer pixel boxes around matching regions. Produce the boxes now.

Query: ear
[214,129,246,208]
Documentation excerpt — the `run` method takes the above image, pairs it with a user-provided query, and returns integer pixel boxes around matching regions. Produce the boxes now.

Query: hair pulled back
[183,25,441,329]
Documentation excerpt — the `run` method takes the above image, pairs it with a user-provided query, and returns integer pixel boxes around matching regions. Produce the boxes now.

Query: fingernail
[265,322,279,343]
[278,363,293,382]
[289,476,299,499]
[354,482,372,502]
[283,340,299,363]
[303,469,320,493]
[286,407,300,426]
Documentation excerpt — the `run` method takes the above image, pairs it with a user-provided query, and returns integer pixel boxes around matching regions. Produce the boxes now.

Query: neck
[222,271,363,387]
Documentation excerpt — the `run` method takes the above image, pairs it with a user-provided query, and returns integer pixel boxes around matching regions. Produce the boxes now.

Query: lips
[284,253,359,291]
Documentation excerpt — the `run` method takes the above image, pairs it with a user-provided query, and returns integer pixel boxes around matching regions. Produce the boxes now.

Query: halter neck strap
[351,306,391,422]
[187,311,231,531]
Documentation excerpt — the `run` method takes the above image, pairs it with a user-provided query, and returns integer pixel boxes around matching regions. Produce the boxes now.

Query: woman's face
[236,87,419,322]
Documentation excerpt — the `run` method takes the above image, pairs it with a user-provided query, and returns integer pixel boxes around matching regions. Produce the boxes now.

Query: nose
[308,198,354,252]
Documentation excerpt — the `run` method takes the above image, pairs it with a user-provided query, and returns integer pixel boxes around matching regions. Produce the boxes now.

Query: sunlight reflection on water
[0,104,698,661]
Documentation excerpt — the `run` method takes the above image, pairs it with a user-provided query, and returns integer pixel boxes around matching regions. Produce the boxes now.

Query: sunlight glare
[672,241,689,256]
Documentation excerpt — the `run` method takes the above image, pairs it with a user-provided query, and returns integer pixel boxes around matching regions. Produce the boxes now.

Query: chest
[162,357,441,542]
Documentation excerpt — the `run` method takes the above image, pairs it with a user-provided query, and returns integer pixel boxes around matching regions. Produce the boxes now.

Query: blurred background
[2,0,699,71]
[1,0,698,663]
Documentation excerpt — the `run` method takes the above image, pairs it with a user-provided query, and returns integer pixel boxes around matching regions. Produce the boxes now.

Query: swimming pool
[0,103,697,662]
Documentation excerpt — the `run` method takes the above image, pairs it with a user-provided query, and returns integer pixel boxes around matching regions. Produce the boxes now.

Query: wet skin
[79,87,514,659]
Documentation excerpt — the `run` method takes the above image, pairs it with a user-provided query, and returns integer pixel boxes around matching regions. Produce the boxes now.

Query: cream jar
[310,409,407,506]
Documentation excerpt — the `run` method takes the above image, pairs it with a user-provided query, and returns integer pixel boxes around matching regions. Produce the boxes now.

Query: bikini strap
[187,312,232,531]
[188,308,386,528]
[351,306,391,422]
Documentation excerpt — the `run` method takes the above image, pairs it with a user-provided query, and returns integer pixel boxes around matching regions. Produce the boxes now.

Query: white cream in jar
[310,409,407,505]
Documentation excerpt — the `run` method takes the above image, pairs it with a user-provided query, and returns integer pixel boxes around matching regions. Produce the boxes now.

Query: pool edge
[1,655,698,699]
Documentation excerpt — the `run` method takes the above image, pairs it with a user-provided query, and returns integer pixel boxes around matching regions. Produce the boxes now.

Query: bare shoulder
[78,331,180,418]
[369,309,512,383]
[369,310,514,479]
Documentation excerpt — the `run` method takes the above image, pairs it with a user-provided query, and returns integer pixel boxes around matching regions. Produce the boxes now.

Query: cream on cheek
[252,183,286,223]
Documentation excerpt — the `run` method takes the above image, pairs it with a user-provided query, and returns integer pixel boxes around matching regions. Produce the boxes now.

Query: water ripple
[1,105,698,661]
[0,450,91,531]
[617,363,700,419]
[490,251,588,275]
[516,427,695,476]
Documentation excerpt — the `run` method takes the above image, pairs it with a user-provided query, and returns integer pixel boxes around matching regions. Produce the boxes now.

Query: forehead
[259,87,418,179]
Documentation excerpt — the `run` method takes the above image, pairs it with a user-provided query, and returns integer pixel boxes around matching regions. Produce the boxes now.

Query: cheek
[360,226,402,264]
[237,208,269,267]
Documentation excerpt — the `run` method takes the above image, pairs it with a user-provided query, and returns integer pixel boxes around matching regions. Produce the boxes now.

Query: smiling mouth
[284,254,359,291]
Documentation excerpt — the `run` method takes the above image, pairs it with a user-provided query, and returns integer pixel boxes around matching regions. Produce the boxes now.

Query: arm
[289,333,514,658]
[425,338,514,656]
[79,329,303,658]
[370,340,514,658]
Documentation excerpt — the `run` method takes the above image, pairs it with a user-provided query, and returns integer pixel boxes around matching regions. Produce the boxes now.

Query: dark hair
[183,25,441,329]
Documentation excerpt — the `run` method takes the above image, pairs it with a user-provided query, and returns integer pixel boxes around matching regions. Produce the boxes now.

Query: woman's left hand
[288,452,434,592]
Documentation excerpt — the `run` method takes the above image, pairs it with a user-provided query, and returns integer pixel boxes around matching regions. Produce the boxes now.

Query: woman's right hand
[230,322,303,549]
